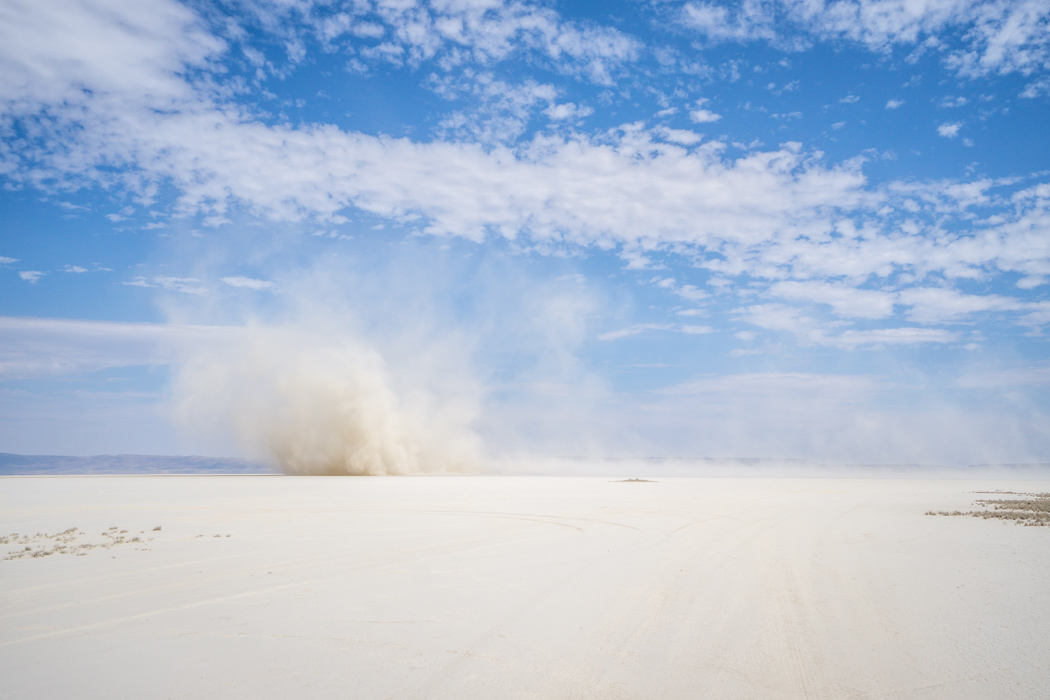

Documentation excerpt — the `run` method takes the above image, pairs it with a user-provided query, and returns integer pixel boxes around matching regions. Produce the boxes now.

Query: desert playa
[2,475,1048,699]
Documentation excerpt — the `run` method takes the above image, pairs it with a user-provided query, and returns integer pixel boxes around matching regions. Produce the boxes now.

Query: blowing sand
[1,476,1048,699]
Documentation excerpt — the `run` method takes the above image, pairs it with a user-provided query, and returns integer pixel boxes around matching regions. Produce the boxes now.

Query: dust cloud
[173,326,481,475]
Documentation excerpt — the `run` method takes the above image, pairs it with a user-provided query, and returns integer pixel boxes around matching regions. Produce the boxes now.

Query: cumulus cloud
[689,98,722,122]
[937,121,962,137]
[653,126,704,145]
[19,271,45,283]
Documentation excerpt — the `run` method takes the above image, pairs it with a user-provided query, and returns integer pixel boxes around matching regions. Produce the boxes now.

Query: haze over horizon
[1,0,1049,470]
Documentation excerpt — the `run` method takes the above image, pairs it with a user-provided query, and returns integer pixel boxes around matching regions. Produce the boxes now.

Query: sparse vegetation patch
[1,526,234,560]
[0,526,150,560]
[926,491,1050,526]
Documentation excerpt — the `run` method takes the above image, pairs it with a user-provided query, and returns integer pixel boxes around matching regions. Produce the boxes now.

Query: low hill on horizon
[2,452,1049,477]
[0,453,273,475]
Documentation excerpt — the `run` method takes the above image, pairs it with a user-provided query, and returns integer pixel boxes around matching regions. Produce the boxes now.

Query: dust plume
[173,325,481,475]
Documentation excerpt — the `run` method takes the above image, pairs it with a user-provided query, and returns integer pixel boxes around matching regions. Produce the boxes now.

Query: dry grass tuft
[926,491,1050,526]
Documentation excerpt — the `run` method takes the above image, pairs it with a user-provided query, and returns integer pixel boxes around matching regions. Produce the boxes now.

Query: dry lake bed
[2,475,1048,699]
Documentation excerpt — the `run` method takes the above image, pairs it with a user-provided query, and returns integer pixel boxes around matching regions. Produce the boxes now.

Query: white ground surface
[1,476,1048,699]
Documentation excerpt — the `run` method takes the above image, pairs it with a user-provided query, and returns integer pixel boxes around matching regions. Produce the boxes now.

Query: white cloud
[766,80,799,95]
[944,0,1050,77]
[1020,301,1050,326]
[598,323,675,341]
[689,99,722,123]
[653,127,704,145]
[1017,275,1047,289]
[430,73,560,144]
[939,96,968,107]
[222,276,275,290]
[653,277,711,303]
[840,94,859,103]
[660,371,881,397]
[124,275,207,295]
[677,0,1050,79]
[2,0,1050,343]
[676,284,709,301]
[0,0,220,101]
[885,98,904,108]
[155,276,207,295]
[690,108,722,123]
[0,316,213,377]
[680,1,777,43]
[898,287,1023,324]
[544,101,593,120]
[236,0,641,84]
[597,322,712,340]
[19,270,44,283]
[832,327,958,347]
[769,281,895,319]
[1021,77,1050,98]
[65,265,88,273]
[937,122,962,137]
[3,29,875,255]
[0,256,19,264]
[735,303,959,348]
[619,249,660,269]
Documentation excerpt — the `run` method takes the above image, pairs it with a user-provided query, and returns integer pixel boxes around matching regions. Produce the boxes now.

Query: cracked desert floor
[2,475,1048,699]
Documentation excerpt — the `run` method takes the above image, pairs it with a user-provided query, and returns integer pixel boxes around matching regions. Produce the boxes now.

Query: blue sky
[1,0,1049,467]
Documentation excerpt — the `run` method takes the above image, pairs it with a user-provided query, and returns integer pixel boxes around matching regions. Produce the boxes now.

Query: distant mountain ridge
[2,453,1048,477]
[0,453,274,475]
